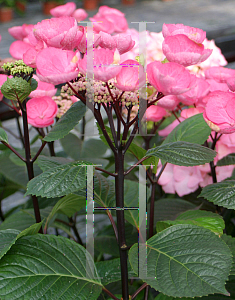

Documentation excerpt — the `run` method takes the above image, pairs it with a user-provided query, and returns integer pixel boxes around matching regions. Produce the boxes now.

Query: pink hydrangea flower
[72,9,88,22]
[199,164,234,187]
[33,17,83,50]
[205,66,235,83]
[147,61,193,95]
[8,24,34,40]
[29,75,57,98]
[156,95,179,110]
[162,23,206,44]
[50,2,76,17]
[180,107,204,119]
[9,40,35,60]
[226,77,235,92]
[145,105,167,122]
[162,34,212,67]
[115,59,144,91]
[216,132,235,160]
[26,96,58,128]
[113,34,135,55]
[206,79,229,92]
[158,117,184,137]
[203,91,235,133]
[36,47,79,85]
[79,48,122,82]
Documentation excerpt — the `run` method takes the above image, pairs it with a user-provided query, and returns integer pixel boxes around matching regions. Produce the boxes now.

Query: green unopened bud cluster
[2,60,34,76]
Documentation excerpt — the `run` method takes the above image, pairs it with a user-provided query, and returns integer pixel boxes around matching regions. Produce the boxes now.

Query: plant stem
[131,282,148,299]
[115,148,129,300]
[69,217,83,246]
[102,287,120,300]
[19,101,42,233]
[16,117,25,147]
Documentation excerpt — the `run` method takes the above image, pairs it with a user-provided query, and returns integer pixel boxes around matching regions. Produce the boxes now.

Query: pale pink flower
[29,75,57,98]
[33,17,83,50]
[36,47,79,85]
[226,77,235,92]
[50,2,76,17]
[97,31,117,50]
[206,79,229,92]
[203,91,235,134]
[113,34,135,55]
[216,132,235,160]
[9,41,35,60]
[162,35,212,67]
[145,105,167,122]
[8,24,34,40]
[157,95,180,110]
[79,48,122,82]
[205,66,235,83]
[26,96,58,128]
[147,61,192,95]
[115,59,144,91]
[181,107,204,119]
[177,75,210,105]
[199,164,234,187]
[158,117,184,137]
[72,9,88,22]
[162,23,206,44]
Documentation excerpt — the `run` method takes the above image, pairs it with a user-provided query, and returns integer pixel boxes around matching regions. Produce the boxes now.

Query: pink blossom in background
[157,95,180,110]
[158,118,184,137]
[157,163,204,196]
[72,9,88,22]
[8,24,34,40]
[115,59,144,91]
[177,75,210,105]
[79,48,122,82]
[0,75,9,101]
[113,34,135,55]
[226,77,235,92]
[216,132,235,160]
[33,17,83,50]
[36,47,79,85]
[180,107,204,119]
[29,75,57,98]
[162,35,212,67]
[203,91,235,133]
[26,96,58,128]
[70,95,78,103]
[50,2,76,17]
[199,164,234,187]
[162,23,206,44]
[145,105,167,122]
[97,31,117,50]
[9,41,35,60]
[147,61,193,95]
[205,66,235,83]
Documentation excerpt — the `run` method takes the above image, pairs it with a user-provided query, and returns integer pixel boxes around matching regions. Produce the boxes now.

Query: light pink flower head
[29,75,57,98]
[9,40,35,60]
[79,48,122,82]
[226,77,235,92]
[145,105,167,122]
[158,118,184,137]
[206,79,229,93]
[147,61,192,95]
[203,91,235,133]
[113,34,135,55]
[26,96,58,128]
[115,59,145,91]
[0,75,9,101]
[36,47,79,85]
[205,66,235,83]
[50,2,76,17]
[162,35,212,67]
[33,17,83,50]
[162,23,206,44]
[157,95,180,110]
[72,9,88,22]
[8,24,34,40]
[181,107,204,119]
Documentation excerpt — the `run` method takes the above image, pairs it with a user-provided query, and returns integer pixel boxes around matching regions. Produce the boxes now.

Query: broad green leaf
[29,77,38,91]
[35,155,72,172]
[221,235,235,276]
[43,101,86,142]
[1,77,32,102]
[0,234,102,299]
[149,198,196,225]
[129,224,232,298]
[25,161,91,198]
[0,128,8,144]
[95,258,136,286]
[0,223,42,260]
[146,141,216,166]
[156,210,224,236]
[199,180,235,209]
[0,208,51,231]
[44,194,86,230]
[163,113,211,145]
[217,154,235,166]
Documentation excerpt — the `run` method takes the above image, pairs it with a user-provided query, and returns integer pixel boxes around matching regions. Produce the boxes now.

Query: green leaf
[163,113,211,145]
[199,180,235,209]
[217,154,235,166]
[44,194,86,230]
[0,223,42,260]
[43,101,86,142]
[1,77,32,102]
[221,235,235,276]
[0,234,102,299]
[0,128,8,144]
[95,258,136,286]
[25,161,91,198]
[146,141,216,166]
[29,77,38,91]
[129,224,232,298]
[35,155,72,172]
[156,210,225,235]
